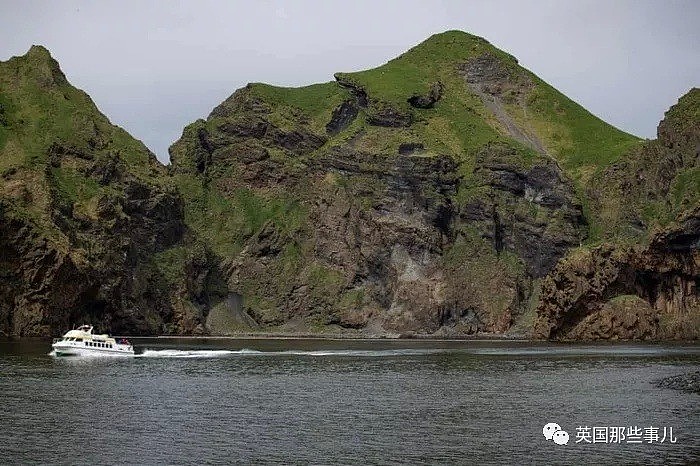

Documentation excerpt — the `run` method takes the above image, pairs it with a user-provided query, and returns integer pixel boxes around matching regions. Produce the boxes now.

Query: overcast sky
[0,0,698,164]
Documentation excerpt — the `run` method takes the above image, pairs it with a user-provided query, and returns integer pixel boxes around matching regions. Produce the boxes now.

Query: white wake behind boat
[51,325,134,356]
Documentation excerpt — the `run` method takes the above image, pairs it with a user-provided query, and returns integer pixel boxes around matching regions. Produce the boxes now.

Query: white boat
[51,325,134,356]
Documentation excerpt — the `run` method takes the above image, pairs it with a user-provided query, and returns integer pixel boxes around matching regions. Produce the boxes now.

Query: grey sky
[1,0,698,164]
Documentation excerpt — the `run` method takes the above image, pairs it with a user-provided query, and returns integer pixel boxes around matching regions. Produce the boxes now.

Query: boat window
[84,342,88,346]
[75,338,82,342]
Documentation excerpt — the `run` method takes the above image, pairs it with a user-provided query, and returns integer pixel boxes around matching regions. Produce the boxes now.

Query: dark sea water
[0,338,698,465]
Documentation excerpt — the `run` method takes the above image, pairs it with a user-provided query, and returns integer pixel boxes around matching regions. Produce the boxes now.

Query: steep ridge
[0,46,213,336]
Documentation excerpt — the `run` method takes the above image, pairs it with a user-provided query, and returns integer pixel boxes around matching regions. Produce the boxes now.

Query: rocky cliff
[1,32,697,339]
[533,206,700,340]
[533,89,700,340]
[0,46,210,336]
[166,31,646,338]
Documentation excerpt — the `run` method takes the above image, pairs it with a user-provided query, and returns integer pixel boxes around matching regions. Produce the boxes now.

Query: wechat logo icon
[543,422,569,445]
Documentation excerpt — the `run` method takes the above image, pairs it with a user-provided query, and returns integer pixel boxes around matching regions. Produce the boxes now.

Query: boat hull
[51,343,134,357]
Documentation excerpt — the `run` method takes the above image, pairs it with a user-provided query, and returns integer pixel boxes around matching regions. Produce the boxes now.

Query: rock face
[533,206,700,340]
[167,33,594,337]
[532,89,699,341]
[0,46,209,336]
[408,81,444,109]
[464,144,585,278]
[0,188,189,336]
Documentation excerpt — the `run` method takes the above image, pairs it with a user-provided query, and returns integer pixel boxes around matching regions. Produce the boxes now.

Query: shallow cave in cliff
[552,263,699,340]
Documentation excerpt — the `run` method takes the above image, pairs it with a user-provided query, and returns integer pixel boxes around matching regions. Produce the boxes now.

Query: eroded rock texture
[2,37,696,340]
[0,46,210,336]
[533,206,700,340]
[169,81,587,337]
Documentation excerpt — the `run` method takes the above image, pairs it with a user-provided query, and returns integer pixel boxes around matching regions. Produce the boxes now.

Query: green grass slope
[241,31,640,179]
[0,45,168,246]
[171,30,644,254]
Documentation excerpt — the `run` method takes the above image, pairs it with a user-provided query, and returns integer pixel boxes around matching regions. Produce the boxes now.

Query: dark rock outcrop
[460,144,586,277]
[398,143,424,155]
[366,101,413,127]
[656,372,700,394]
[533,206,700,340]
[460,53,532,99]
[326,100,359,135]
[408,81,444,109]
[334,73,368,107]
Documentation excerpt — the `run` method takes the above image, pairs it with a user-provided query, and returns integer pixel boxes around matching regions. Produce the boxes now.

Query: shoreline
[148,332,528,341]
[3,333,698,343]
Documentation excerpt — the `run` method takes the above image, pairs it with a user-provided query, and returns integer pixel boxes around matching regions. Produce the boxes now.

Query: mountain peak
[385,29,503,68]
[1,44,69,88]
[422,29,491,45]
[657,87,700,147]
[26,44,53,59]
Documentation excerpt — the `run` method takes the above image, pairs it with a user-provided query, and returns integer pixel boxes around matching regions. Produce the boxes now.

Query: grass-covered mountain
[1,31,697,338]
